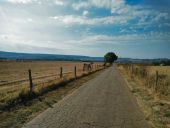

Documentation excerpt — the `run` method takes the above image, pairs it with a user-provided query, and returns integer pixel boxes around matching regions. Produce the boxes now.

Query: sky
[0,0,170,58]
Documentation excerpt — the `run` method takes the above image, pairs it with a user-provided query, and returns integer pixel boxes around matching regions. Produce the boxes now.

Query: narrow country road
[23,66,151,128]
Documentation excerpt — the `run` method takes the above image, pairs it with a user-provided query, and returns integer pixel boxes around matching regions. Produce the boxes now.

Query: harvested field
[0,61,103,110]
[0,61,83,85]
[0,65,105,128]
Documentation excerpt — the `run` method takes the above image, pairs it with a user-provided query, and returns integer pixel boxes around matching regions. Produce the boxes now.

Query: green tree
[104,52,118,64]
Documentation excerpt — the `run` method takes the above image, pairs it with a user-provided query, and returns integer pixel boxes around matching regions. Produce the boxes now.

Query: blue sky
[0,0,170,58]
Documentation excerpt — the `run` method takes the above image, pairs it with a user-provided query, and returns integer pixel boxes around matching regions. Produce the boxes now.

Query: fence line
[119,64,169,95]
[0,64,104,92]
[27,64,103,92]
[0,71,73,86]
[155,70,158,92]
[74,66,77,78]
[60,67,63,78]
[28,69,33,92]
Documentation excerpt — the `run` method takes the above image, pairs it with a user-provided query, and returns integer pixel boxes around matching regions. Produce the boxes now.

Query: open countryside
[0,0,170,128]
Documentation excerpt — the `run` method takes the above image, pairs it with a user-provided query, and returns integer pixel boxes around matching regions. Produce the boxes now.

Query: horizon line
[0,50,169,60]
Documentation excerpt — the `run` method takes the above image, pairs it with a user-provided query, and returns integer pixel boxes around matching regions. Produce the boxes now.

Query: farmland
[0,61,84,85]
[117,64,170,127]
[148,66,170,77]
[0,61,103,110]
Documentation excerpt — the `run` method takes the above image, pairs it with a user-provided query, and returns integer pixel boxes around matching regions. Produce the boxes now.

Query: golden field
[0,61,84,85]
[0,61,103,109]
[117,64,170,128]
[148,66,170,76]
[118,64,170,97]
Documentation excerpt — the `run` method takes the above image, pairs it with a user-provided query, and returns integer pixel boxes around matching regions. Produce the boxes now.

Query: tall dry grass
[118,64,170,99]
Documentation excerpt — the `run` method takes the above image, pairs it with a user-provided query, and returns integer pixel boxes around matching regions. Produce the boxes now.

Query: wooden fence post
[28,69,33,93]
[141,69,144,78]
[135,68,138,75]
[60,67,63,78]
[155,70,158,92]
[131,65,134,74]
[143,69,146,78]
[74,66,77,78]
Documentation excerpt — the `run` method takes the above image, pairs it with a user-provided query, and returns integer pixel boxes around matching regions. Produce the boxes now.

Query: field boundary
[117,64,170,128]
[0,65,107,128]
[0,71,73,86]
[1,65,106,111]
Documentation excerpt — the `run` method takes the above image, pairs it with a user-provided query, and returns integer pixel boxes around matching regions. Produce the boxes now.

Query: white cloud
[51,15,130,25]
[67,32,170,46]
[7,0,33,4]
[72,0,126,14]
[71,0,170,26]
[72,2,89,10]
[91,0,110,9]
[83,10,89,16]
[55,0,64,6]
[1,0,170,57]
[27,18,33,22]
[153,12,169,22]
[110,0,125,14]
[72,0,110,11]
[7,0,65,5]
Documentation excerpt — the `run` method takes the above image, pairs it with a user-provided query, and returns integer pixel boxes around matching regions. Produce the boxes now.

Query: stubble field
[0,61,103,110]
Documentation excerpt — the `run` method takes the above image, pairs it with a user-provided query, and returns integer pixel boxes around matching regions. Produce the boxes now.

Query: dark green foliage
[104,52,118,64]
[152,60,170,66]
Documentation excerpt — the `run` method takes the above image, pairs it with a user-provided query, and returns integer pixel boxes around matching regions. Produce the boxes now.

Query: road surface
[23,66,151,128]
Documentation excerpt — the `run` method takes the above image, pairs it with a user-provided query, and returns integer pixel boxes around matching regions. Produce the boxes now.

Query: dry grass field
[0,65,105,128]
[118,64,170,96]
[0,61,103,110]
[117,64,170,128]
[0,61,84,84]
[148,66,170,77]
[148,66,170,96]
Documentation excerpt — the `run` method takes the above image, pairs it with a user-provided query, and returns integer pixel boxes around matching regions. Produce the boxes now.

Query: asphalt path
[23,66,151,128]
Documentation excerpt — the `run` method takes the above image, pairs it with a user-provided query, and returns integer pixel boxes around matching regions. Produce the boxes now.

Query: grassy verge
[117,65,170,128]
[0,68,105,128]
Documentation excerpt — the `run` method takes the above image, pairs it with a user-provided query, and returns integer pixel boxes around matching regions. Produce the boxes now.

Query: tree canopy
[104,52,118,64]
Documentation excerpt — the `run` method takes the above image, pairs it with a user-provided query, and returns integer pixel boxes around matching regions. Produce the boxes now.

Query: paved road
[23,66,151,128]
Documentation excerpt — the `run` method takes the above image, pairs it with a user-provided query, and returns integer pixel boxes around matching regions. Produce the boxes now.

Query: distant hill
[0,51,104,62]
[0,51,169,63]
[117,58,170,65]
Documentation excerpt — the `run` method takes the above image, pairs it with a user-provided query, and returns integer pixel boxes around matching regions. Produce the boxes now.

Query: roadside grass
[0,68,105,128]
[117,64,170,128]
[0,69,97,111]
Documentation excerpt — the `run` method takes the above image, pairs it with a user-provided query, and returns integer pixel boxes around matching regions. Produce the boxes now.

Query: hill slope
[0,51,104,61]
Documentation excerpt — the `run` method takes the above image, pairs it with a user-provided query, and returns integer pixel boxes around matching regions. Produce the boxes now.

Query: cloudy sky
[0,0,170,58]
